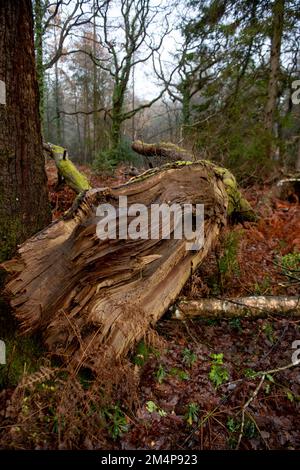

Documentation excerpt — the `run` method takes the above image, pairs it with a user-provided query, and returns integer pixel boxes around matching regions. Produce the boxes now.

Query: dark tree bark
[0,0,51,262]
[264,0,285,138]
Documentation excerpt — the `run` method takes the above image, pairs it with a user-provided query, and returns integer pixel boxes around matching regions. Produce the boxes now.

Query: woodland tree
[0,0,51,262]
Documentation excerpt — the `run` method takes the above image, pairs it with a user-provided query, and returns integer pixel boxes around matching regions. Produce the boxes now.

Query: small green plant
[146,401,167,417]
[244,368,257,378]
[205,318,221,326]
[133,340,151,366]
[92,149,116,174]
[262,322,274,343]
[279,252,300,284]
[253,276,271,295]
[103,404,129,440]
[93,138,139,173]
[218,231,241,286]
[182,348,197,367]
[209,353,229,388]
[155,364,167,384]
[169,368,190,381]
[229,318,242,331]
[264,374,274,394]
[280,252,300,274]
[227,416,257,445]
[243,419,257,438]
[185,403,199,426]
[226,417,240,448]
[227,417,240,433]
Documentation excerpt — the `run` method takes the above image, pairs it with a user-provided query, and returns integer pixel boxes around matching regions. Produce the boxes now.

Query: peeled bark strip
[173,296,300,319]
[2,148,255,369]
[43,142,91,193]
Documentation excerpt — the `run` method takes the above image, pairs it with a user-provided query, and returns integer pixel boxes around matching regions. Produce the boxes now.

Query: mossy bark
[0,0,51,263]
[44,143,92,193]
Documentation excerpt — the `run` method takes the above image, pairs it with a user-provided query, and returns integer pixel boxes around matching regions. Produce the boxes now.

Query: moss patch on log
[45,143,92,194]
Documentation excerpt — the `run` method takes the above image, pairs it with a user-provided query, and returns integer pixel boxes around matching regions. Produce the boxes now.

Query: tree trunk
[54,24,61,144]
[110,109,123,150]
[264,0,285,143]
[0,0,51,262]
[1,142,256,370]
[296,138,300,172]
[34,0,45,124]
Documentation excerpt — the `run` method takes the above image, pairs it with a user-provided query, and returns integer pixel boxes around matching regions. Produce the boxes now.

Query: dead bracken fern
[0,346,141,449]
[17,365,57,391]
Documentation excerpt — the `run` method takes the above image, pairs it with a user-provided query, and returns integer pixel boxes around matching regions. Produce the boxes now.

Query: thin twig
[236,374,265,449]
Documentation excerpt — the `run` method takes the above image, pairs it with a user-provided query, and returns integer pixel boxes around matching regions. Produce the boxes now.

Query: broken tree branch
[43,142,91,193]
[172,296,300,319]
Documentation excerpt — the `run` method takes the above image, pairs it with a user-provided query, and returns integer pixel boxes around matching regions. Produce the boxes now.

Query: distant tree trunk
[296,138,300,171]
[181,82,191,127]
[0,0,51,262]
[264,0,285,154]
[93,0,97,159]
[34,0,45,124]
[54,25,61,144]
[111,96,124,150]
[110,71,130,150]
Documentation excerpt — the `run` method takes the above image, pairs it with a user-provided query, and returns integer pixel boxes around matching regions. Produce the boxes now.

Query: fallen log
[274,178,300,202]
[132,140,195,166]
[43,142,91,193]
[1,142,256,370]
[173,296,300,319]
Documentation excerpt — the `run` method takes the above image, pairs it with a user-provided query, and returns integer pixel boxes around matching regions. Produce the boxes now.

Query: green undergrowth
[0,297,44,389]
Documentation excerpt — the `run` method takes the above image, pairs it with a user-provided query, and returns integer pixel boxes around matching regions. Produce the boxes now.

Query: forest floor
[0,161,299,450]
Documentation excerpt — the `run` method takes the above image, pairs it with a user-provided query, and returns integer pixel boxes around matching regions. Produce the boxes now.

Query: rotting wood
[1,142,256,369]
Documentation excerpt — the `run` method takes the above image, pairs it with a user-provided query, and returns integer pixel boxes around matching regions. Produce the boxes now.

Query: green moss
[57,159,91,193]
[0,298,44,389]
[47,144,91,193]
[218,231,241,285]
[0,216,23,263]
[0,336,44,389]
